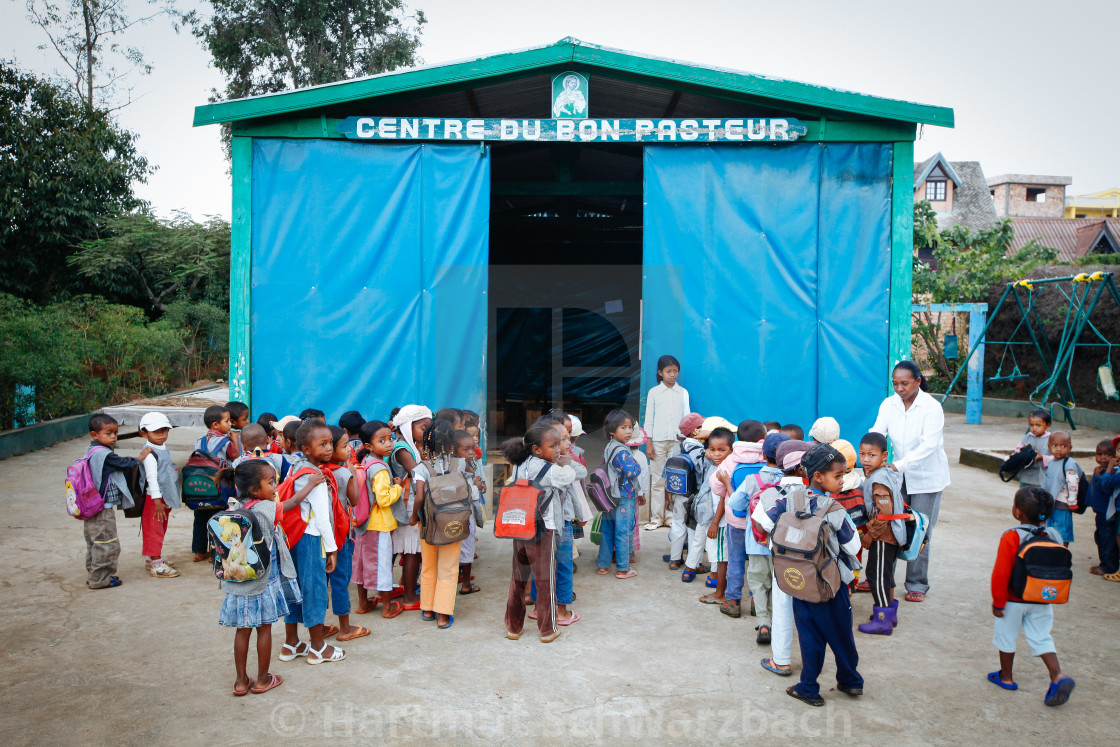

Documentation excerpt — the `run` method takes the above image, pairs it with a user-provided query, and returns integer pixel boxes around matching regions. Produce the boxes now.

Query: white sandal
[149,560,180,578]
[307,642,346,665]
[279,642,309,662]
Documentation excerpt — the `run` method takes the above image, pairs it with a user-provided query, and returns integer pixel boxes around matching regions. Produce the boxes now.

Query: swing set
[944,272,1120,429]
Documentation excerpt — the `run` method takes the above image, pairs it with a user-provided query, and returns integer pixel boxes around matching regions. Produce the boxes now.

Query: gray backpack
[771,488,845,603]
[419,458,473,546]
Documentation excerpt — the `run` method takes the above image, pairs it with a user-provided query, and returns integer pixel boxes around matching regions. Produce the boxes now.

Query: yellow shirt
[365,466,402,533]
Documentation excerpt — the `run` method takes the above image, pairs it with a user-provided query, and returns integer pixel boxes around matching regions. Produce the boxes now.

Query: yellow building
[1066,188,1120,218]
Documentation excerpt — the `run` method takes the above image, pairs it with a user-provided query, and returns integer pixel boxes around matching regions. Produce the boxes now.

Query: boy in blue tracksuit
[1089,438,1120,579]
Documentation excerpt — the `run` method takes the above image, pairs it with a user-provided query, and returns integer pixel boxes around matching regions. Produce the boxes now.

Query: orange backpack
[494,464,553,541]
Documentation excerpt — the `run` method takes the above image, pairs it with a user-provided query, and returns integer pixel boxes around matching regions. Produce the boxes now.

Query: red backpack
[494,464,552,541]
[833,487,868,528]
[277,466,326,549]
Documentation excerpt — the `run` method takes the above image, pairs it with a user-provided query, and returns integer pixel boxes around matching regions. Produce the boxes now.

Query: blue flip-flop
[762,658,793,676]
[1044,676,1075,706]
[681,570,696,583]
[438,615,454,630]
[705,576,717,588]
[987,671,1018,691]
[420,611,436,622]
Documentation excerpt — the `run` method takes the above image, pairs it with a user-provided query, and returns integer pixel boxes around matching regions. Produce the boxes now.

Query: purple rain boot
[889,598,899,627]
[858,606,893,636]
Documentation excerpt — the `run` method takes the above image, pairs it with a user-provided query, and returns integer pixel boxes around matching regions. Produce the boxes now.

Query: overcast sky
[3,0,1117,220]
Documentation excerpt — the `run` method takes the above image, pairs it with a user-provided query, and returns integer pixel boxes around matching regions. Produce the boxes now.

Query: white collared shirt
[643,382,691,441]
[871,389,951,494]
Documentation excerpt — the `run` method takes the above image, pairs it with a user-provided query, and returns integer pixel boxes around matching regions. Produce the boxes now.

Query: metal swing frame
[944,272,1120,429]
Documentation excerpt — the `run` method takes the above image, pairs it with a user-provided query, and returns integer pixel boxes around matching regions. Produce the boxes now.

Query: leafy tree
[67,211,231,313]
[26,0,178,111]
[0,61,151,302]
[188,0,425,155]
[912,200,1057,379]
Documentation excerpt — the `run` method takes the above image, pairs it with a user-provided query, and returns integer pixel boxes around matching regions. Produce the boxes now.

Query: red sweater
[991,528,1027,609]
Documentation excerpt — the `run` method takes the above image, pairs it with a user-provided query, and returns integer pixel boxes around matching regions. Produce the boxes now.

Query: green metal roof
[192,38,954,128]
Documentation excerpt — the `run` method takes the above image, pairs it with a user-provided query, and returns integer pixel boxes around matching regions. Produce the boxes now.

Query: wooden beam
[229,136,253,410]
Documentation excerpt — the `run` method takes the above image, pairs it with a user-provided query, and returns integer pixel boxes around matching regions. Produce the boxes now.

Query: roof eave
[193,40,954,129]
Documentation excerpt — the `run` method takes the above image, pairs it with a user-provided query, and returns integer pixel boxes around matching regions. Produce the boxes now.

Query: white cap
[271,415,301,431]
[569,415,586,437]
[139,412,173,432]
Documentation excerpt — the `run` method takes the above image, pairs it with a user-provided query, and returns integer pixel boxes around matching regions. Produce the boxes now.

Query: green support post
[229,136,252,410]
[888,141,914,389]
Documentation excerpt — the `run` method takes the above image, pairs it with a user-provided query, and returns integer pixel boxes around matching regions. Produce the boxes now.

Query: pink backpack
[66,445,108,520]
[352,457,390,534]
[749,474,782,543]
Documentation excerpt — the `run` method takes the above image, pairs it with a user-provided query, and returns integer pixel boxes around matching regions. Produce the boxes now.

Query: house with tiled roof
[913,152,998,232]
[1006,217,1120,261]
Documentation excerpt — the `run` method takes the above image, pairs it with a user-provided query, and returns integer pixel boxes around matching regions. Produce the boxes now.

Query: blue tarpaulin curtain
[642,143,892,438]
[250,140,489,422]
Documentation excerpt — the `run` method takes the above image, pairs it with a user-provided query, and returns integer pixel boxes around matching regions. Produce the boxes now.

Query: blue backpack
[731,462,764,491]
[665,443,705,497]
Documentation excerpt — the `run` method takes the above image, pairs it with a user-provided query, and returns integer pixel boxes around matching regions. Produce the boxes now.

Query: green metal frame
[944,273,1120,428]
[229,136,252,409]
[888,141,915,389]
[195,38,953,129]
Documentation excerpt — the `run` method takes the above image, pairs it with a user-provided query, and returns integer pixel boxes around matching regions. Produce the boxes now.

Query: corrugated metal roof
[1008,218,1120,261]
[194,37,954,127]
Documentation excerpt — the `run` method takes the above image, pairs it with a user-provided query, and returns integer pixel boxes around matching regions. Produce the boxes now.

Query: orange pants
[420,539,462,615]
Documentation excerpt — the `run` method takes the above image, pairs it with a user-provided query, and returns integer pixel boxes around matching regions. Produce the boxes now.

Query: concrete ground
[1,413,1116,745]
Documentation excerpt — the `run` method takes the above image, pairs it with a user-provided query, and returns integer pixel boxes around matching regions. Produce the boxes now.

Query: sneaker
[720,599,742,618]
[149,560,180,578]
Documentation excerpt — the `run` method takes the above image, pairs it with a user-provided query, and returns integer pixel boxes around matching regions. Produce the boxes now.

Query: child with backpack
[712,420,767,613]
[454,430,484,596]
[280,421,345,665]
[412,420,472,629]
[191,405,240,562]
[989,486,1076,705]
[595,410,645,580]
[226,401,251,452]
[755,442,863,705]
[351,420,405,618]
[695,427,736,602]
[856,466,907,635]
[1042,431,1083,546]
[137,412,180,578]
[321,426,367,642]
[665,412,707,570]
[723,431,789,642]
[753,438,808,677]
[501,422,577,642]
[644,355,690,530]
[390,404,433,611]
[233,424,287,477]
[529,421,585,626]
[214,460,295,695]
[1013,409,1053,487]
[75,414,149,590]
[1088,439,1120,579]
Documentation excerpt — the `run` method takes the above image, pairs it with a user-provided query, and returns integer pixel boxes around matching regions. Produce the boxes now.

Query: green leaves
[912,199,1057,304]
[0,61,150,302]
[189,0,425,157]
[68,211,231,312]
[0,293,228,425]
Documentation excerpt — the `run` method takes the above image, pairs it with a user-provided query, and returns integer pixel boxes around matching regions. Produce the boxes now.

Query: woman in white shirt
[871,360,951,603]
[643,355,690,530]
